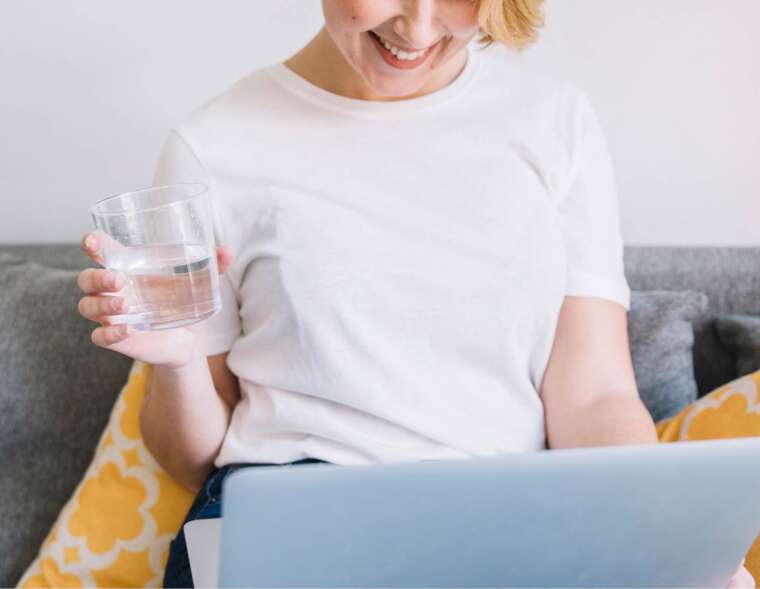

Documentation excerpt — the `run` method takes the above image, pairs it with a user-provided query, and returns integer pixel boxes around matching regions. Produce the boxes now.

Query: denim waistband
[205,458,329,504]
[226,457,328,473]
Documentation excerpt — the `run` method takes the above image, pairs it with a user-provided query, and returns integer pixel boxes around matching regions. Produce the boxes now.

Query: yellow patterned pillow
[657,368,760,581]
[17,362,760,587]
[17,361,194,588]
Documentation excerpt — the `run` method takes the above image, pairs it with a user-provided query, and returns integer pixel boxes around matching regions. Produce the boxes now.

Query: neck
[283,27,468,102]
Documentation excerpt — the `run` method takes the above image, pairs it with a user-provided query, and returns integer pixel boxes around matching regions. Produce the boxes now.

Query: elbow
[545,393,659,449]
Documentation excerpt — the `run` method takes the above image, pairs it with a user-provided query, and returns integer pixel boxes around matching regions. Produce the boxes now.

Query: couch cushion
[0,245,98,271]
[0,253,132,587]
[624,246,760,396]
[714,314,760,378]
[628,290,709,422]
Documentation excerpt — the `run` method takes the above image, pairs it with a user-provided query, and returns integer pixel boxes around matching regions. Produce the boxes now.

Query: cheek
[441,2,481,37]
[322,0,387,33]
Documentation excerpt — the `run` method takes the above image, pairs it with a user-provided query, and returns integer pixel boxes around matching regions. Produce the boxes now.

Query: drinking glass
[90,183,222,330]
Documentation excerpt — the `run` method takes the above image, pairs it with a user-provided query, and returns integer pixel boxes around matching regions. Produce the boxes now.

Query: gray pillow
[714,313,760,378]
[0,253,133,587]
[628,290,709,422]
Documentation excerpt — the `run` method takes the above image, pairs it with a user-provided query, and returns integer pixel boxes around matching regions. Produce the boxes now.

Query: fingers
[76,268,126,294]
[80,229,126,266]
[216,245,234,275]
[80,231,106,266]
[91,324,130,348]
[78,295,126,321]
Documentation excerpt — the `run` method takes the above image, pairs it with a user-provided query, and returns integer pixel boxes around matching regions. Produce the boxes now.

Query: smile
[368,30,441,69]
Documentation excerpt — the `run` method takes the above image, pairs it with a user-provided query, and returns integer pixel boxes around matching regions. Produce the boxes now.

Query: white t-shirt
[153,43,631,467]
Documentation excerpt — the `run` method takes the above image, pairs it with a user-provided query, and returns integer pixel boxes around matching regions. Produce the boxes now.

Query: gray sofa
[1,243,759,587]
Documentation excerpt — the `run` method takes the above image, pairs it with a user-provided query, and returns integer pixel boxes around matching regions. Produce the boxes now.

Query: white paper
[184,517,222,588]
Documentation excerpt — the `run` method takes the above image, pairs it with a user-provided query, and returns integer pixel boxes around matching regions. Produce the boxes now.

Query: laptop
[205,437,760,587]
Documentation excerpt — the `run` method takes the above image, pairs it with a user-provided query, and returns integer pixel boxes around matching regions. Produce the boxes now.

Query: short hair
[476,0,546,51]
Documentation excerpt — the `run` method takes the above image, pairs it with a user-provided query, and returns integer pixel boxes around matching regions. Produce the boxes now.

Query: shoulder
[475,45,582,108]
[477,46,599,140]
[472,45,596,143]
[171,64,283,151]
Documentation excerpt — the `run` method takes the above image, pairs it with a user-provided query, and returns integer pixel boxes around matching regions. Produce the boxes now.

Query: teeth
[376,33,428,61]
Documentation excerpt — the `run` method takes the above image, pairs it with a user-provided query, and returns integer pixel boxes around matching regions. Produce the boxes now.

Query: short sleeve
[153,130,243,355]
[556,89,631,311]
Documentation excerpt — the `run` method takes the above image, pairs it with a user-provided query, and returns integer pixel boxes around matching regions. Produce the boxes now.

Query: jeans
[162,458,329,588]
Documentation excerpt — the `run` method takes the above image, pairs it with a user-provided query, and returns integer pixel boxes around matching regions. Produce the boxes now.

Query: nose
[393,0,441,49]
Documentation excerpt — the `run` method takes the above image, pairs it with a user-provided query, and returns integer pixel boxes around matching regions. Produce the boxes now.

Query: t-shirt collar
[265,43,482,119]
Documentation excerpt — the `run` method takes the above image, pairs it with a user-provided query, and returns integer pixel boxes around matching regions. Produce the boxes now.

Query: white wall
[1,0,757,245]
[523,1,760,246]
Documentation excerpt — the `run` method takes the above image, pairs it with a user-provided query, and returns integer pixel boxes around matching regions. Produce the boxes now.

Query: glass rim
[90,183,209,217]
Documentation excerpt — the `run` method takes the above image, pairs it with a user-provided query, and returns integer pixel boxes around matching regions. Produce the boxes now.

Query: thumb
[216,245,234,275]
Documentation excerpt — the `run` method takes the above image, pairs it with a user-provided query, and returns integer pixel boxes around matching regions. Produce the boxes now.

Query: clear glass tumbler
[90,183,222,330]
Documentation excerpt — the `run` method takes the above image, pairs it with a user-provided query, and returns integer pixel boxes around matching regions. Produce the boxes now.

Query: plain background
[1,0,757,245]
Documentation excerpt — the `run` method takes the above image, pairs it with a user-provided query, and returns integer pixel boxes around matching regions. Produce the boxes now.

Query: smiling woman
[62,0,753,587]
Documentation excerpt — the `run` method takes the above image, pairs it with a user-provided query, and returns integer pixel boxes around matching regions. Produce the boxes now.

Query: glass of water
[90,183,222,330]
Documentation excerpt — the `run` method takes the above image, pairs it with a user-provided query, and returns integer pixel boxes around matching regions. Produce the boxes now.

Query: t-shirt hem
[565,270,631,311]
[203,329,241,356]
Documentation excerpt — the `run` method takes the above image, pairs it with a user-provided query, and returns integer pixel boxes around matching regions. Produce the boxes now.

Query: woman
[75,1,754,586]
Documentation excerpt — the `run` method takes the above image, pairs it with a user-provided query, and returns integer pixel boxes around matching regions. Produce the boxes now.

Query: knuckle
[94,269,109,291]
[92,325,123,347]
[105,324,127,344]
[99,269,116,291]
[103,326,118,344]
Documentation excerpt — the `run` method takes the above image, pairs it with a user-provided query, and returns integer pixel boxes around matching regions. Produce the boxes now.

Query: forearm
[140,352,232,493]
[547,394,659,449]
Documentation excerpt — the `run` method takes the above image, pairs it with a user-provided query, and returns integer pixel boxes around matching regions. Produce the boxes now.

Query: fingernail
[85,235,96,250]
[111,297,125,312]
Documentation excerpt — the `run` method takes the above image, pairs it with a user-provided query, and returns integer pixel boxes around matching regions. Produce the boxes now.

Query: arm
[540,295,658,449]
[540,296,755,587]
[140,351,241,493]
[78,232,242,493]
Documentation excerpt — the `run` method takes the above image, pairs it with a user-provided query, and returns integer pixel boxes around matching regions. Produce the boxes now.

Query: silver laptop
[217,437,760,587]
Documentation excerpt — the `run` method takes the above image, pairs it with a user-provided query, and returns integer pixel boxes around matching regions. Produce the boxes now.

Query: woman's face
[321,0,480,98]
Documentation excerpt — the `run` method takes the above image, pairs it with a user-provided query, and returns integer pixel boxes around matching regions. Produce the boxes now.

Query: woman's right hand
[76,231,234,369]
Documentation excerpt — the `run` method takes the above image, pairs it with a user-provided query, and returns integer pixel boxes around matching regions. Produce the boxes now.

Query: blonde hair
[476,0,546,51]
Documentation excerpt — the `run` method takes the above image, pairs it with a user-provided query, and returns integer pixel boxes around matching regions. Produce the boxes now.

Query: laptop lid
[219,438,760,587]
